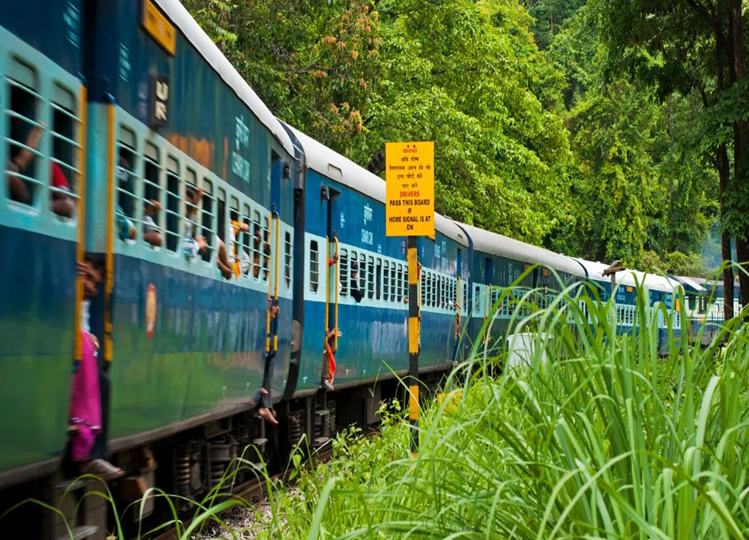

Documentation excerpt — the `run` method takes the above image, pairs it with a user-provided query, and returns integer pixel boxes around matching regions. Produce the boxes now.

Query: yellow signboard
[386,142,435,237]
[143,0,177,56]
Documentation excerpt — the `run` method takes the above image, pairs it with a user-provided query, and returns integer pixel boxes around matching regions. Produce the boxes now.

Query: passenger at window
[216,216,250,279]
[143,199,163,247]
[253,228,271,279]
[50,162,74,217]
[350,260,364,303]
[328,253,338,267]
[183,185,208,258]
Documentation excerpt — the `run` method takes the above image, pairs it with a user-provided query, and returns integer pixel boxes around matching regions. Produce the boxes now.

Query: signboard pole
[385,141,434,458]
[407,235,420,457]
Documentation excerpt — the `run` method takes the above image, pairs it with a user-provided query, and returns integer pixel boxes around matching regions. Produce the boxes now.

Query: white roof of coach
[575,259,679,293]
[458,223,585,277]
[154,0,294,156]
[286,125,469,247]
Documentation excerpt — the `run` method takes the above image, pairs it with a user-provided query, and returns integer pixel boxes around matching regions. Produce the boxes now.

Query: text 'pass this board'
[386,142,435,237]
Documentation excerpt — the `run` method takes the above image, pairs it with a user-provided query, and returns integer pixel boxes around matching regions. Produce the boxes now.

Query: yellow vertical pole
[73,86,87,361]
[407,236,420,457]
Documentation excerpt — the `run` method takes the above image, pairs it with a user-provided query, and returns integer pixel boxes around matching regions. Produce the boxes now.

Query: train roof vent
[327,164,343,181]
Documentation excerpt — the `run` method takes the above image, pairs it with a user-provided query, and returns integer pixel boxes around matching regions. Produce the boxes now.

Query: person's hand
[26,124,44,149]
[240,222,250,232]
[146,200,162,215]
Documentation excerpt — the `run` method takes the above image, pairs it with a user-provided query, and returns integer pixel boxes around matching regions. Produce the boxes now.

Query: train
[0,0,740,537]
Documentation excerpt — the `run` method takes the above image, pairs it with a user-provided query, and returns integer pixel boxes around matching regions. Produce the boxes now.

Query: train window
[368,256,375,300]
[242,204,252,276]
[165,157,181,252]
[200,179,214,261]
[50,84,80,218]
[350,252,358,296]
[251,211,262,279]
[228,196,243,274]
[473,285,481,316]
[217,190,228,246]
[116,129,137,241]
[142,143,163,247]
[310,240,319,292]
[390,263,396,303]
[340,249,349,297]
[359,252,367,297]
[5,62,41,207]
[421,269,427,306]
[262,216,270,281]
[376,259,382,301]
[383,261,389,302]
[184,169,199,254]
[402,265,408,304]
[284,231,292,289]
[394,264,401,303]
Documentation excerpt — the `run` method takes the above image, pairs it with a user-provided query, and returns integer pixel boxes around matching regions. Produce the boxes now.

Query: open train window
[376,259,383,301]
[340,249,348,297]
[216,189,227,247]
[5,61,41,207]
[229,196,242,272]
[421,269,427,306]
[310,240,319,292]
[50,84,79,218]
[358,252,367,297]
[165,157,181,252]
[402,265,408,304]
[284,231,292,289]
[262,216,270,281]
[252,211,262,279]
[184,169,199,251]
[200,179,214,262]
[382,260,389,302]
[473,285,481,316]
[390,263,396,303]
[116,128,137,241]
[242,204,252,276]
[142,142,162,247]
[367,256,375,300]
[350,252,358,296]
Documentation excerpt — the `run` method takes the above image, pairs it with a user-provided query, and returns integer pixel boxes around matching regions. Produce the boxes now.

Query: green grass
[255,279,749,539]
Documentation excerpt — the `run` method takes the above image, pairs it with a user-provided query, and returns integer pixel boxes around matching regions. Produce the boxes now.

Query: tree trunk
[718,144,735,320]
[728,0,749,311]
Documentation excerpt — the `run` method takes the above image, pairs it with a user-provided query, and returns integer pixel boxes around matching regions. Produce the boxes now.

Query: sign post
[386,141,434,458]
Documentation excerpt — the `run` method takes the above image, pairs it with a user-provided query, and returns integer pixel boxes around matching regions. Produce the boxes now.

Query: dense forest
[184,0,748,312]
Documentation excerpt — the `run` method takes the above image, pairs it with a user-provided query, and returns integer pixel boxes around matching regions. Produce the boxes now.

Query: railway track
[151,432,369,540]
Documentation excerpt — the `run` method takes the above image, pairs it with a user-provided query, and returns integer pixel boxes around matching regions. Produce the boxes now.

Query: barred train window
[216,189,227,244]
[252,211,262,279]
[229,196,241,267]
[310,240,319,292]
[116,127,137,239]
[421,269,427,306]
[200,179,214,261]
[383,261,389,302]
[390,263,396,303]
[50,84,79,218]
[402,265,408,303]
[142,143,162,246]
[367,256,374,300]
[350,252,358,295]
[284,231,292,288]
[242,204,252,276]
[185,169,199,244]
[340,249,348,296]
[376,259,382,301]
[5,61,40,207]
[165,157,181,251]
[262,217,270,281]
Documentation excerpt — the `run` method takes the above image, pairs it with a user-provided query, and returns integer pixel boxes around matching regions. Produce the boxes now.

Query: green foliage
[184,0,723,271]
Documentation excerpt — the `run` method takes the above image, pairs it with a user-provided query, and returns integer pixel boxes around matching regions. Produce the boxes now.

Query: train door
[322,184,341,386]
[262,153,284,403]
[453,248,463,361]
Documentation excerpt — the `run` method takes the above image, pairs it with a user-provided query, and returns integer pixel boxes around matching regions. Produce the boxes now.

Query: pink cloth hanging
[69,331,101,462]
